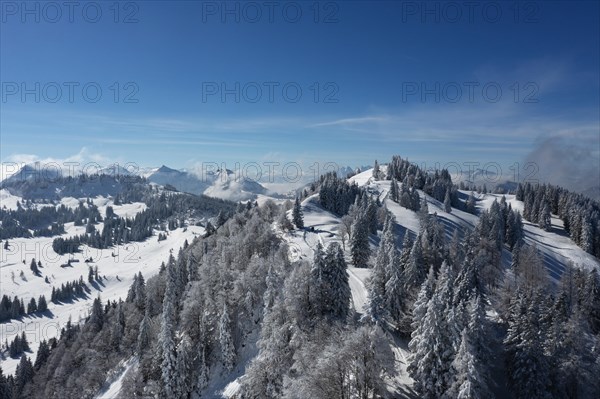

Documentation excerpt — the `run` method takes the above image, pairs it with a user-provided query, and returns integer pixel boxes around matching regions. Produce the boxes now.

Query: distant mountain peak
[156,165,180,173]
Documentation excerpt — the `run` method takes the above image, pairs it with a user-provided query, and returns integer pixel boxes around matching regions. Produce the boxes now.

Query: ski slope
[0,197,204,376]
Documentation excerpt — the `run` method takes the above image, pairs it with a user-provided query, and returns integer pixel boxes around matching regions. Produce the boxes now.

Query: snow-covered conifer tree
[292,197,304,229]
[219,303,235,372]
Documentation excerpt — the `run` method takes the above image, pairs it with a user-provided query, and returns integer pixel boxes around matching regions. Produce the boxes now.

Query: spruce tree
[176,335,193,398]
[197,345,209,392]
[277,211,293,231]
[37,295,47,312]
[583,269,600,333]
[389,178,399,202]
[373,160,381,179]
[350,214,371,268]
[504,291,552,399]
[538,201,551,231]
[444,189,452,213]
[30,259,39,276]
[366,214,394,323]
[447,329,489,399]
[466,193,476,214]
[219,303,235,372]
[403,236,425,293]
[408,263,455,398]
[137,311,151,355]
[292,197,304,229]
[89,296,104,332]
[34,340,50,370]
[160,259,178,397]
[14,355,34,395]
[323,243,351,321]
[310,242,326,317]
[26,298,37,314]
[385,241,406,330]
[0,367,10,399]
[134,272,146,310]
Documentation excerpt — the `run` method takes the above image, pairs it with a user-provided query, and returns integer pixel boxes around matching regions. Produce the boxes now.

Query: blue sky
[1,1,599,184]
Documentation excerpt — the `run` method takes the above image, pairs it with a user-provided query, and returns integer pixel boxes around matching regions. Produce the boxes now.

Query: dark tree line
[0,197,104,240]
[50,278,89,303]
[0,174,150,202]
[52,191,236,254]
[313,171,363,216]
[0,295,48,323]
[5,333,30,358]
[386,155,464,213]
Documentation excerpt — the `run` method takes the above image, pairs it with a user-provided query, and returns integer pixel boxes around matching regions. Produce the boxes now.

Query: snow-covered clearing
[0,197,204,375]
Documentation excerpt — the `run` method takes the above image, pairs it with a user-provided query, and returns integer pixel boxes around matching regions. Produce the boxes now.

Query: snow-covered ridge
[1,162,271,201]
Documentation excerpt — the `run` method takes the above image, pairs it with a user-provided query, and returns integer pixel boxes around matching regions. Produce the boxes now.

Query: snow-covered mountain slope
[276,194,415,397]
[270,166,600,398]
[0,172,143,201]
[475,193,600,278]
[0,189,25,210]
[145,165,211,195]
[146,165,269,201]
[1,162,272,202]
[203,168,268,201]
[351,168,599,275]
[0,198,204,375]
